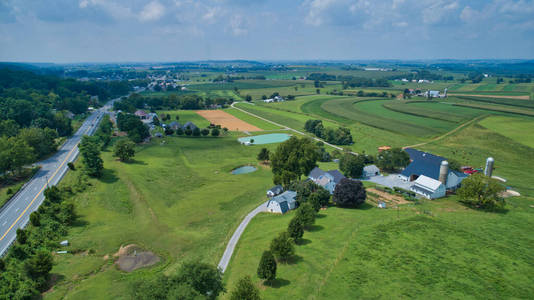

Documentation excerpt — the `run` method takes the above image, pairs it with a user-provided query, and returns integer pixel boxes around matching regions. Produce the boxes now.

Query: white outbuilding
[410,175,446,199]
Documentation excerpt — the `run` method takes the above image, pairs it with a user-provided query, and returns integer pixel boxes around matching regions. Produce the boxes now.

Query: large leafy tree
[172,261,225,300]
[113,139,136,162]
[271,137,319,186]
[457,173,505,210]
[257,251,277,282]
[79,135,104,177]
[375,148,410,172]
[230,276,261,300]
[257,148,270,161]
[332,178,367,208]
[339,153,365,178]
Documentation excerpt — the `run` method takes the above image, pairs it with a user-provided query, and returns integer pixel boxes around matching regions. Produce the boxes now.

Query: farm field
[224,107,283,131]
[196,110,262,132]
[45,135,282,299]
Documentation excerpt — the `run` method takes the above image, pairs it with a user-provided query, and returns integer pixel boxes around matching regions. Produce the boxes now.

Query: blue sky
[1,0,533,62]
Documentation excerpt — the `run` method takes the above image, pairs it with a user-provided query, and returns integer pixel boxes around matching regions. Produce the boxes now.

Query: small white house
[410,175,446,199]
[267,191,297,214]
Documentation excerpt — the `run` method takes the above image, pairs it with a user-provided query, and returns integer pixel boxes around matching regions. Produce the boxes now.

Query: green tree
[192,127,201,137]
[210,128,220,137]
[24,250,53,281]
[16,228,27,244]
[339,153,364,178]
[376,148,410,172]
[176,127,185,136]
[79,135,104,177]
[185,128,193,136]
[201,128,210,136]
[271,137,320,186]
[257,148,270,161]
[457,173,505,210]
[173,261,225,300]
[230,276,261,300]
[166,284,205,300]
[113,139,136,162]
[332,178,366,208]
[30,211,40,226]
[287,215,304,241]
[296,202,316,228]
[270,231,294,262]
[7,137,35,175]
[257,250,277,282]
[245,95,252,102]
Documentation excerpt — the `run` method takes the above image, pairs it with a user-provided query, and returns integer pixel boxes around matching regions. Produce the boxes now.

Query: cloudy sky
[1,0,533,62]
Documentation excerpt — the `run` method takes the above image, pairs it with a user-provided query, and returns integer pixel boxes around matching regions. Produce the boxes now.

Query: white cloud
[139,1,165,22]
[228,14,248,36]
[304,0,339,26]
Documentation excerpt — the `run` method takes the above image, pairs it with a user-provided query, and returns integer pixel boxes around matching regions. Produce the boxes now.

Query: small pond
[238,133,291,145]
[231,165,257,175]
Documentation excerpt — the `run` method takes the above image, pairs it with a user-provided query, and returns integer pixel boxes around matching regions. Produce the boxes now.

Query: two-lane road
[0,104,110,256]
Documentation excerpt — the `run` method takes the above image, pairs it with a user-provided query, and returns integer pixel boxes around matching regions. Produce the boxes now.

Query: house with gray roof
[267,185,284,198]
[308,167,346,194]
[183,121,198,131]
[169,121,182,130]
[267,191,297,214]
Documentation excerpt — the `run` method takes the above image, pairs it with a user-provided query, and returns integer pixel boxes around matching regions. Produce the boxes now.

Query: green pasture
[224,199,534,299]
[46,136,282,299]
[479,116,534,149]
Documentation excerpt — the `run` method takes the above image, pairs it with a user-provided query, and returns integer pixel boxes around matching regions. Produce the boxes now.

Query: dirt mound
[114,244,160,272]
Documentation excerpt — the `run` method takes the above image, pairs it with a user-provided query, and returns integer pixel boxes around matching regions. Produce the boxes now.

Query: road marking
[0,118,95,242]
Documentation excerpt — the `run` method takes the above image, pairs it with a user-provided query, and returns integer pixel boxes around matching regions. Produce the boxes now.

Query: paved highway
[0,101,115,256]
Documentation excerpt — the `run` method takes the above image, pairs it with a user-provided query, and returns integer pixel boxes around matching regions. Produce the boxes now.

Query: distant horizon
[2,58,534,66]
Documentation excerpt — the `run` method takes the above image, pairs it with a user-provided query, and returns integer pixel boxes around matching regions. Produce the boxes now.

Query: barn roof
[401,148,446,181]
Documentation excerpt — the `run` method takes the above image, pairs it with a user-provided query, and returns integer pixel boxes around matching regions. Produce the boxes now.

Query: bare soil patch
[114,244,160,272]
[367,188,410,205]
[196,110,262,132]
[450,93,530,100]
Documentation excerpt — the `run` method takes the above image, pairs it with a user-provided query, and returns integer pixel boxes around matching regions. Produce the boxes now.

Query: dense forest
[0,67,131,183]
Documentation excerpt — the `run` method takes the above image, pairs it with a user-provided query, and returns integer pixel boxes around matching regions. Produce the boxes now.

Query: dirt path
[403,114,488,149]
[196,110,261,132]
[450,93,530,100]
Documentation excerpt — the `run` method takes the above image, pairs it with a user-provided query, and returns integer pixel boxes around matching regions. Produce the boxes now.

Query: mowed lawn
[46,136,282,299]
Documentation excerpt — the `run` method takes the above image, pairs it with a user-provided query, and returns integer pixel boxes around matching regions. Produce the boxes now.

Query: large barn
[400,148,467,191]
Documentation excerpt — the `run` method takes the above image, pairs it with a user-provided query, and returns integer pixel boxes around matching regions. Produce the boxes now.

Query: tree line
[306,73,391,88]
[113,93,233,112]
[304,119,353,146]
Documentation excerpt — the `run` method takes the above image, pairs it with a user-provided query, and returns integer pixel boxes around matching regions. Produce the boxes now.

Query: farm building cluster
[264,147,495,213]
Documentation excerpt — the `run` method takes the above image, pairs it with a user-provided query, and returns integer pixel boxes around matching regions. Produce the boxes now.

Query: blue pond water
[238,133,291,145]
[231,166,257,175]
